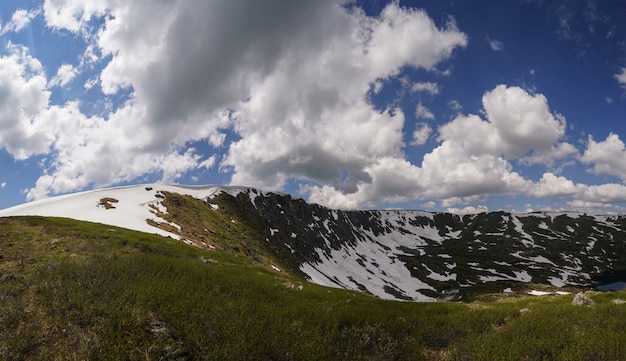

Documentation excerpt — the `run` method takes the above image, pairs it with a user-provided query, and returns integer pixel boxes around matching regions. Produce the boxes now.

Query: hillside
[2,216,626,360]
[2,184,626,302]
[3,186,626,359]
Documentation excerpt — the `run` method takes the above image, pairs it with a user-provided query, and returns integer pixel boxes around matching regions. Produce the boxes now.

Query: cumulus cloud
[419,140,529,199]
[447,205,489,215]
[0,32,215,199]
[49,64,78,87]
[308,157,426,209]
[3,0,622,211]
[578,183,626,204]
[0,44,53,159]
[519,142,579,166]
[220,2,467,192]
[18,0,468,203]
[439,85,575,161]
[42,1,107,34]
[0,8,39,35]
[306,84,589,208]
[24,101,209,201]
[566,200,613,210]
[581,133,626,181]
[480,85,570,158]
[531,173,579,198]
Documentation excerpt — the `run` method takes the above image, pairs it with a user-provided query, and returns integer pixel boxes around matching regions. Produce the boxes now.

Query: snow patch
[528,290,551,296]
[0,184,262,241]
[300,238,438,302]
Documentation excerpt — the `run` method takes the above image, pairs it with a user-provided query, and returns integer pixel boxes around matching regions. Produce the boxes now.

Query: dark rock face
[208,189,626,301]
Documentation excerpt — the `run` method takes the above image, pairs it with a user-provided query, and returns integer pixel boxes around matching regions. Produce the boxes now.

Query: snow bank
[0,184,233,239]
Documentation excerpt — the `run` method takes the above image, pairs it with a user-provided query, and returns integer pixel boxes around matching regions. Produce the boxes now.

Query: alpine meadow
[3,1,626,359]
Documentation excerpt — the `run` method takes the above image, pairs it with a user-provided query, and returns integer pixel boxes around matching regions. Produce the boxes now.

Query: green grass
[1,216,626,360]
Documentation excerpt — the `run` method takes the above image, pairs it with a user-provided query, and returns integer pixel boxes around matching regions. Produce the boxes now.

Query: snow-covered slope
[0,184,246,238]
[210,192,626,301]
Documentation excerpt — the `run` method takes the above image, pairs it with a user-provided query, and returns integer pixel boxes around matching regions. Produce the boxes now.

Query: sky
[1,0,626,214]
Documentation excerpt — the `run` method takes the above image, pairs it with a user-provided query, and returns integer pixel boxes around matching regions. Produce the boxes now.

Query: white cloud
[0,41,211,200]
[0,8,39,35]
[441,197,462,208]
[411,81,440,95]
[84,77,98,90]
[8,0,619,211]
[1,182,6,188]
[26,0,469,204]
[42,1,108,34]
[581,133,626,181]
[481,85,569,158]
[520,142,578,166]
[198,156,217,169]
[577,183,626,204]
[438,85,574,162]
[308,84,592,209]
[447,99,462,112]
[566,200,613,210]
[221,2,467,193]
[49,64,78,87]
[487,36,503,51]
[366,5,468,76]
[419,140,529,199]
[415,103,434,120]
[308,157,426,209]
[24,101,208,200]
[411,122,432,145]
[0,44,53,159]
[531,173,579,198]
[446,205,489,215]
[615,68,626,89]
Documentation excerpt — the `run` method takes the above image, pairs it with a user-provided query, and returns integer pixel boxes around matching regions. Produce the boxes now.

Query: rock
[612,299,626,305]
[199,256,217,264]
[572,292,595,307]
[147,312,190,360]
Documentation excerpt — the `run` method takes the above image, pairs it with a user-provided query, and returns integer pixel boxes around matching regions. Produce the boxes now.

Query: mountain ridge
[2,184,626,302]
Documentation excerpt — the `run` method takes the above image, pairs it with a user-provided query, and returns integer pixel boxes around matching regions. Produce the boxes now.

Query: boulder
[572,292,595,307]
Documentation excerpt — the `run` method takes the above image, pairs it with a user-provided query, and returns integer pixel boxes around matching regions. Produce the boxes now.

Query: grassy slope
[1,216,626,360]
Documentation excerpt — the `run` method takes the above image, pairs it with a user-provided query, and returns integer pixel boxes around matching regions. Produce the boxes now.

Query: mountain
[2,184,626,302]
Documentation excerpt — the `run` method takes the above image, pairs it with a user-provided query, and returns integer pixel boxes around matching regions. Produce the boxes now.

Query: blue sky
[2,0,626,214]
